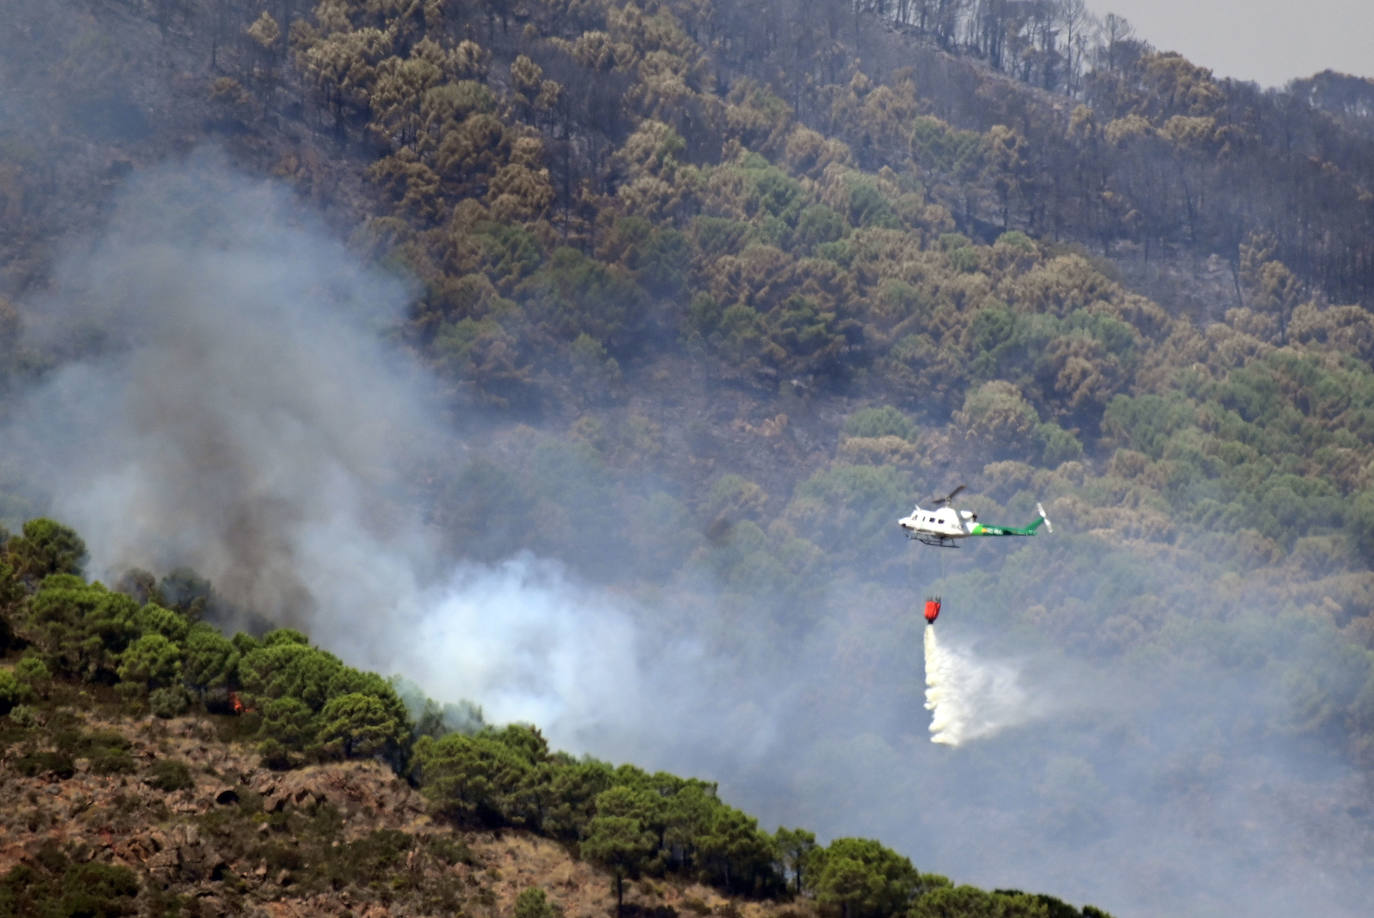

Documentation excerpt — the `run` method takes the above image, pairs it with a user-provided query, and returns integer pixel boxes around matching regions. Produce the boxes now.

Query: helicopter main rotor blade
[930,484,966,506]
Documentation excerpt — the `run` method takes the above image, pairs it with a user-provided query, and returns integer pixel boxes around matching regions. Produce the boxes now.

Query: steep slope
[0,557,1115,918]
[0,687,812,918]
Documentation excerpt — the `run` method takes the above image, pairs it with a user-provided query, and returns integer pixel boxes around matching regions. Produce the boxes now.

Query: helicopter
[899,485,1052,548]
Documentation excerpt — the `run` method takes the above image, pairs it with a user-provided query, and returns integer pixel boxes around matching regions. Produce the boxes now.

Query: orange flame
[229,691,245,714]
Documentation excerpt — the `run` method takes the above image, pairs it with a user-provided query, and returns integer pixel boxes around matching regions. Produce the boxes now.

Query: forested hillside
[0,522,1112,915]
[2,1,1374,916]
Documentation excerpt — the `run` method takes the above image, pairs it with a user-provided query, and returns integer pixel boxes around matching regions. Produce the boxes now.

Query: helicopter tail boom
[968,502,1052,537]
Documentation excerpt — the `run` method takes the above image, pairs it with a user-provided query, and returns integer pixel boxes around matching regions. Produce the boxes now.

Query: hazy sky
[1088,0,1374,87]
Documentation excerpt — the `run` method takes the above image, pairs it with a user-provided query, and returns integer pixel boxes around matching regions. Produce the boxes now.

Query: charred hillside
[4,1,1373,324]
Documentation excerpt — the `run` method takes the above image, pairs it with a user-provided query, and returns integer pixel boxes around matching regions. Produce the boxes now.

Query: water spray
[923,626,965,745]
[923,623,1034,746]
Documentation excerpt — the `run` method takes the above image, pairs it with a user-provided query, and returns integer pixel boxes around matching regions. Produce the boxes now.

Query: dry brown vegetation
[0,692,823,918]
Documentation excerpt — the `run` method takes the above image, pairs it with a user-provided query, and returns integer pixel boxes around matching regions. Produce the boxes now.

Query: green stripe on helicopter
[969,514,1048,537]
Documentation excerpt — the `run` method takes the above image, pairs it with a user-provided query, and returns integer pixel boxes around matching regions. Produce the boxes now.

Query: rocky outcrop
[249,760,428,832]
[1,705,805,918]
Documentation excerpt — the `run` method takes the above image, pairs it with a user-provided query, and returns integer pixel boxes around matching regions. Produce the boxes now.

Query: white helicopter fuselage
[898,504,978,541]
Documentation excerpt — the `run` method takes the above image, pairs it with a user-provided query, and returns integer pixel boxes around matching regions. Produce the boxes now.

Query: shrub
[515,887,559,918]
[89,745,136,775]
[149,686,191,719]
[15,750,75,779]
[423,834,474,867]
[0,669,30,715]
[15,656,52,698]
[60,862,140,915]
[147,758,194,792]
[261,841,305,873]
[325,829,413,890]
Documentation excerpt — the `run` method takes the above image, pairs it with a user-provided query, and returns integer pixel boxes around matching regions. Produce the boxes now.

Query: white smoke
[1,152,740,760]
[0,153,658,746]
[923,625,1040,745]
[379,555,647,741]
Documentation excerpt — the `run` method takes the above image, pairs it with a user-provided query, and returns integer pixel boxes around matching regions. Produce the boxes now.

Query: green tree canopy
[134,603,189,643]
[238,641,345,711]
[412,730,538,826]
[812,837,923,918]
[182,622,240,702]
[318,691,408,760]
[581,813,656,916]
[258,695,319,766]
[774,826,818,894]
[696,806,780,896]
[22,576,140,680]
[116,632,183,693]
[5,519,88,584]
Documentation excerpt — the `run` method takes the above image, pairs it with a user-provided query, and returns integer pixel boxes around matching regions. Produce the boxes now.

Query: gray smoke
[4,153,745,755]
[4,154,620,730]
[12,154,432,626]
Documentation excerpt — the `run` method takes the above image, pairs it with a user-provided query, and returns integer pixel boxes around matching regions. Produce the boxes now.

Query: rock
[214,788,240,806]
[146,846,181,879]
[170,823,200,848]
[192,893,227,918]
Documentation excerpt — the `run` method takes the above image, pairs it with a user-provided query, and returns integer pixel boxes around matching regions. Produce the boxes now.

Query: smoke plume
[2,153,624,733]
[3,153,751,756]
